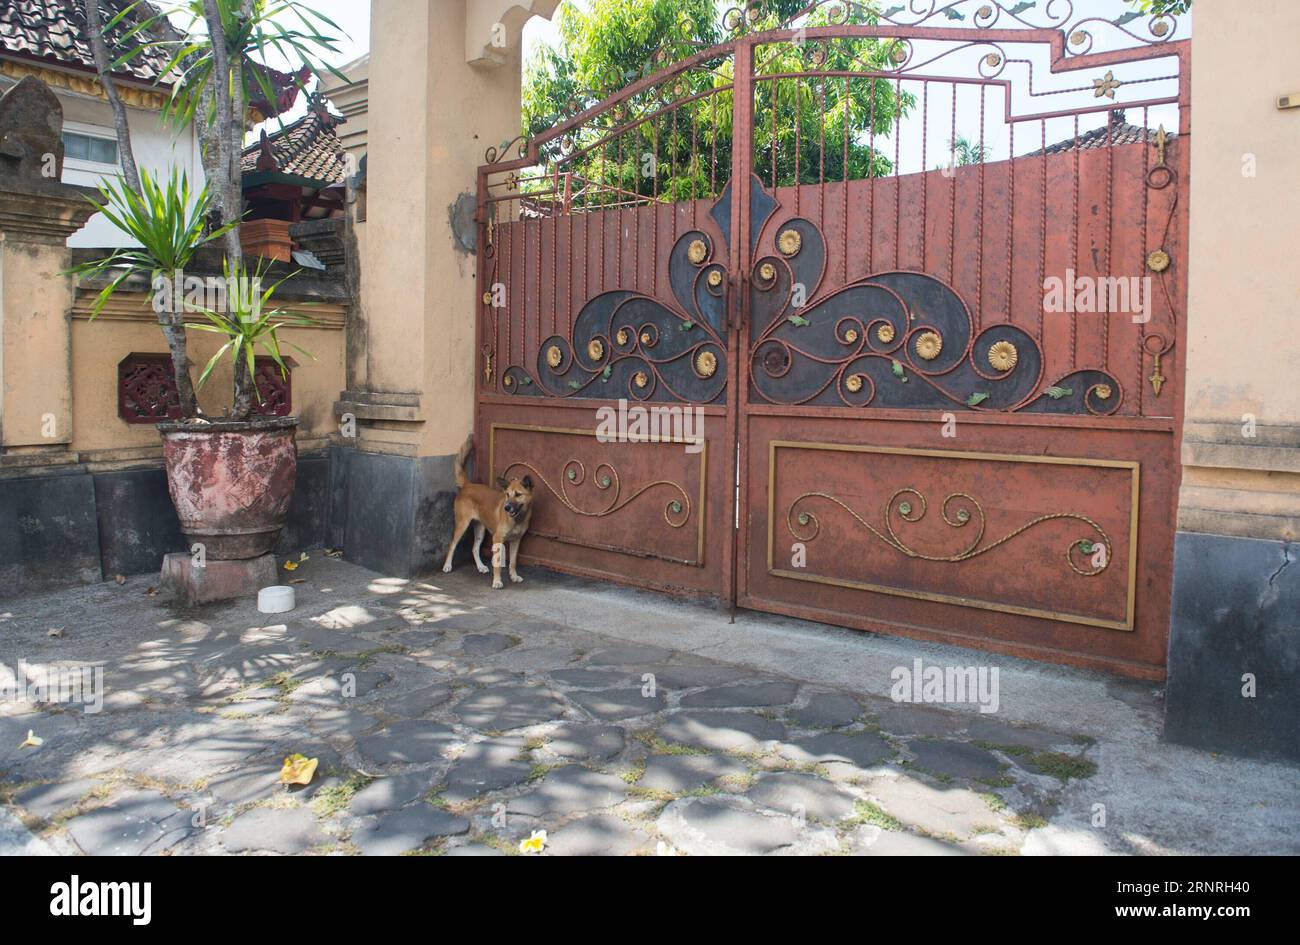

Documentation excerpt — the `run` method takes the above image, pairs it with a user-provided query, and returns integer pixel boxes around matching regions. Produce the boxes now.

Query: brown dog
[441,436,533,589]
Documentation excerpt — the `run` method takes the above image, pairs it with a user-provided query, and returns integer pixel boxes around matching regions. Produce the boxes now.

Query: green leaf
[882,4,905,16]
[1046,385,1073,400]
[568,379,583,390]
[1008,1,1036,15]
[967,392,990,407]
[787,314,810,327]
[1114,11,1142,27]
[601,364,613,382]
[942,8,965,20]
[891,359,906,381]
[1078,539,1096,554]
[679,320,694,331]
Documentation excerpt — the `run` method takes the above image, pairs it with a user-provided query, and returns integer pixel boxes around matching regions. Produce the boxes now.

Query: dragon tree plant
[77,0,345,420]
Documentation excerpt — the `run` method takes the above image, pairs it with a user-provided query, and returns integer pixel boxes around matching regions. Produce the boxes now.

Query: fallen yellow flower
[20,730,43,749]
[282,560,299,571]
[519,829,547,854]
[279,753,319,785]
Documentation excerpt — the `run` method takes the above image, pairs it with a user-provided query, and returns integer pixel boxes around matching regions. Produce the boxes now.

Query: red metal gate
[475,3,1189,679]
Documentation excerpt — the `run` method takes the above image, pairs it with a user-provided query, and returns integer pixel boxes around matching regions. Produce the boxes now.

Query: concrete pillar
[332,0,553,576]
[0,78,101,591]
[1165,0,1300,761]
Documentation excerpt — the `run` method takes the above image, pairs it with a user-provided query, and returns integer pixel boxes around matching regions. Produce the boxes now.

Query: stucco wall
[1184,1,1300,426]
[68,297,345,464]
[1180,0,1300,540]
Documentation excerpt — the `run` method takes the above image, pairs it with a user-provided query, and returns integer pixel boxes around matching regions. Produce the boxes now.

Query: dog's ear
[495,476,509,490]
[521,475,533,491]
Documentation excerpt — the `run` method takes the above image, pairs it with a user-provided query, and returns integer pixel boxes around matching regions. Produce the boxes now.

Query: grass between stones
[846,799,902,831]
[311,770,374,817]
[1025,752,1098,782]
[634,731,707,756]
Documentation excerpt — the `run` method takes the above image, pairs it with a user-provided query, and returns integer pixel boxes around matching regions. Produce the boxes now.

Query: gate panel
[474,3,1190,675]
[475,48,740,599]
[733,8,1189,678]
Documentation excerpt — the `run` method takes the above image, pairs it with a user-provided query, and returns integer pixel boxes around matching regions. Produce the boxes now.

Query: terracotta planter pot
[157,416,298,559]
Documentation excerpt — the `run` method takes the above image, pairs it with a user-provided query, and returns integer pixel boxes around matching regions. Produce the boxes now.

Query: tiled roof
[1031,110,1176,155]
[0,0,175,83]
[241,98,349,187]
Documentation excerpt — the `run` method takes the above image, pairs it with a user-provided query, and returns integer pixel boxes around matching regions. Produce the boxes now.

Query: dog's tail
[454,434,473,488]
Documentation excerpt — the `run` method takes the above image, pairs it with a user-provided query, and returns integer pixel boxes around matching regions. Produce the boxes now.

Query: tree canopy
[521,0,912,206]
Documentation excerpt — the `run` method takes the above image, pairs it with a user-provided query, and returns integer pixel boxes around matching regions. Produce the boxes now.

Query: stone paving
[0,559,1110,856]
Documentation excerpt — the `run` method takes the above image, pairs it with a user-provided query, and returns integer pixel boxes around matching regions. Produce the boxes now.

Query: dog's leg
[471,522,490,574]
[441,511,471,573]
[491,542,505,590]
[508,538,524,583]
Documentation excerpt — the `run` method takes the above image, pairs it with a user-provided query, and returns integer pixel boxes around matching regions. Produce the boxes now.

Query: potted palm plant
[73,0,344,576]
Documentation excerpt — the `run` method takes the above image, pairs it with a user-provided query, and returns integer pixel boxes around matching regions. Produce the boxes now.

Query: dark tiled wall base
[1165,531,1300,763]
[0,452,330,598]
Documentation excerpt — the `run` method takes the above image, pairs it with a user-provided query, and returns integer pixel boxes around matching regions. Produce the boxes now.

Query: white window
[63,130,119,167]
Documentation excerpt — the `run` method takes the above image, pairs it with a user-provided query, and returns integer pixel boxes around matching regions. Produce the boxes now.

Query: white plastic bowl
[258,585,296,614]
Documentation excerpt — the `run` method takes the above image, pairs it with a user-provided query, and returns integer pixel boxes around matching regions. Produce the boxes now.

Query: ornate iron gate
[475,2,1188,679]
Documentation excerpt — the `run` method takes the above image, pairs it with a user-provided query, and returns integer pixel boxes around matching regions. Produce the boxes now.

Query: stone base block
[160,552,278,606]
[1165,531,1300,763]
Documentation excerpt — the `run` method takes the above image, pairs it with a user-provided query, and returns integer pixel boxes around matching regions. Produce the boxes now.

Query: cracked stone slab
[645,664,752,691]
[204,764,284,808]
[300,707,380,740]
[747,771,859,822]
[0,713,88,775]
[444,842,506,856]
[548,668,632,689]
[377,684,453,719]
[355,721,458,766]
[64,789,192,856]
[507,765,628,817]
[378,628,444,650]
[0,806,53,855]
[849,825,969,856]
[464,669,526,687]
[286,624,376,655]
[908,740,1005,781]
[657,711,785,752]
[491,644,582,673]
[788,692,864,729]
[352,804,470,855]
[542,723,626,762]
[962,717,1072,751]
[454,685,568,732]
[679,681,800,709]
[220,806,323,854]
[350,772,437,816]
[869,702,966,738]
[14,778,99,820]
[585,645,674,666]
[424,612,498,631]
[638,753,749,795]
[117,721,269,779]
[568,687,666,721]
[778,730,892,769]
[310,605,403,631]
[862,775,1001,840]
[216,697,285,718]
[656,795,832,856]
[441,737,533,804]
[545,814,649,856]
[461,633,519,657]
